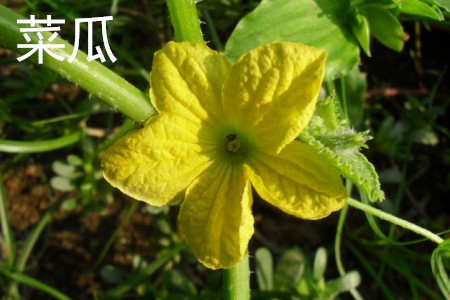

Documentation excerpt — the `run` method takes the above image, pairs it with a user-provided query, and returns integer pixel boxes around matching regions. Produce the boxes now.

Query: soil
[2,163,158,299]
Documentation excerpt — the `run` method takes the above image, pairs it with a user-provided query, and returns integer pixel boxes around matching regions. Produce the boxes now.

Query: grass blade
[0,268,72,300]
[0,132,82,153]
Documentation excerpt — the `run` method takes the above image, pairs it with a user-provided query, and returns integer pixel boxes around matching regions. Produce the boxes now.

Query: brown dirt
[2,162,158,299]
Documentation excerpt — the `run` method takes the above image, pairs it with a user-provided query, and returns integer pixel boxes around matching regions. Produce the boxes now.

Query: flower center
[226,134,241,153]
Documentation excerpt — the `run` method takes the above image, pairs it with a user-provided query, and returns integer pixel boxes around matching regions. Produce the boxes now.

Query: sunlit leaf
[399,0,443,20]
[224,0,359,81]
[434,0,450,12]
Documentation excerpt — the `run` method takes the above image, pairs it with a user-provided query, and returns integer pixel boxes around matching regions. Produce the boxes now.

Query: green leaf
[299,96,384,202]
[433,0,450,12]
[164,268,197,294]
[274,247,306,290]
[350,9,371,56]
[303,131,384,202]
[431,239,450,298]
[374,116,407,155]
[224,0,359,81]
[50,176,76,192]
[343,67,367,126]
[399,0,443,20]
[61,198,78,211]
[324,271,361,296]
[362,4,404,52]
[312,247,327,281]
[99,244,186,299]
[100,265,125,284]
[412,126,438,145]
[52,160,82,179]
[255,247,274,291]
[67,154,83,166]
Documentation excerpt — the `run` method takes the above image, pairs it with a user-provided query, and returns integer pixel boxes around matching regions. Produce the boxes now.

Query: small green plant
[255,247,361,299]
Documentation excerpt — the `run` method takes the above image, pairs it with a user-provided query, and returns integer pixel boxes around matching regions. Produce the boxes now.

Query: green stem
[335,204,348,276]
[0,173,15,268]
[336,76,349,120]
[0,4,155,123]
[202,8,224,51]
[335,203,364,300]
[15,209,53,272]
[223,252,250,300]
[0,183,18,300]
[0,268,72,300]
[0,131,82,153]
[346,198,443,244]
[166,0,204,43]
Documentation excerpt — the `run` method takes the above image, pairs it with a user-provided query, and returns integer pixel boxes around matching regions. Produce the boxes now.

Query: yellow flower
[101,41,346,269]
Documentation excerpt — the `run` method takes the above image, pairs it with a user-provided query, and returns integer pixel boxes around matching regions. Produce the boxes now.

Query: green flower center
[224,133,248,160]
[226,134,241,153]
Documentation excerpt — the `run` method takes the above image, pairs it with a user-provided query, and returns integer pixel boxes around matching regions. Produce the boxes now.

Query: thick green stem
[223,252,251,300]
[0,4,155,123]
[346,198,443,244]
[166,0,204,43]
[0,131,82,153]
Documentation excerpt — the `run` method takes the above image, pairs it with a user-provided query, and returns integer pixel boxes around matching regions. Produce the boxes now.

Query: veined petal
[179,162,254,269]
[247,141,346,220]
[101,114,213,206]
[222,42,326,154]
[150,41,231,125]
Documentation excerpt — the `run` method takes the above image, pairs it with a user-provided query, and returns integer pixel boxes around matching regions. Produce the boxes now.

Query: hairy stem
[223,252,251,300]
[0,4,155,123]
[166,0,204,43]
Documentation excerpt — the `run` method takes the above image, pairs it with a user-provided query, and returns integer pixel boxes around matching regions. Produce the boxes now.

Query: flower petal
[101,114,212,206]
[150,41,231,125]
[247,141,346,220]
[179,162,254,269]
[222,42,326,154]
